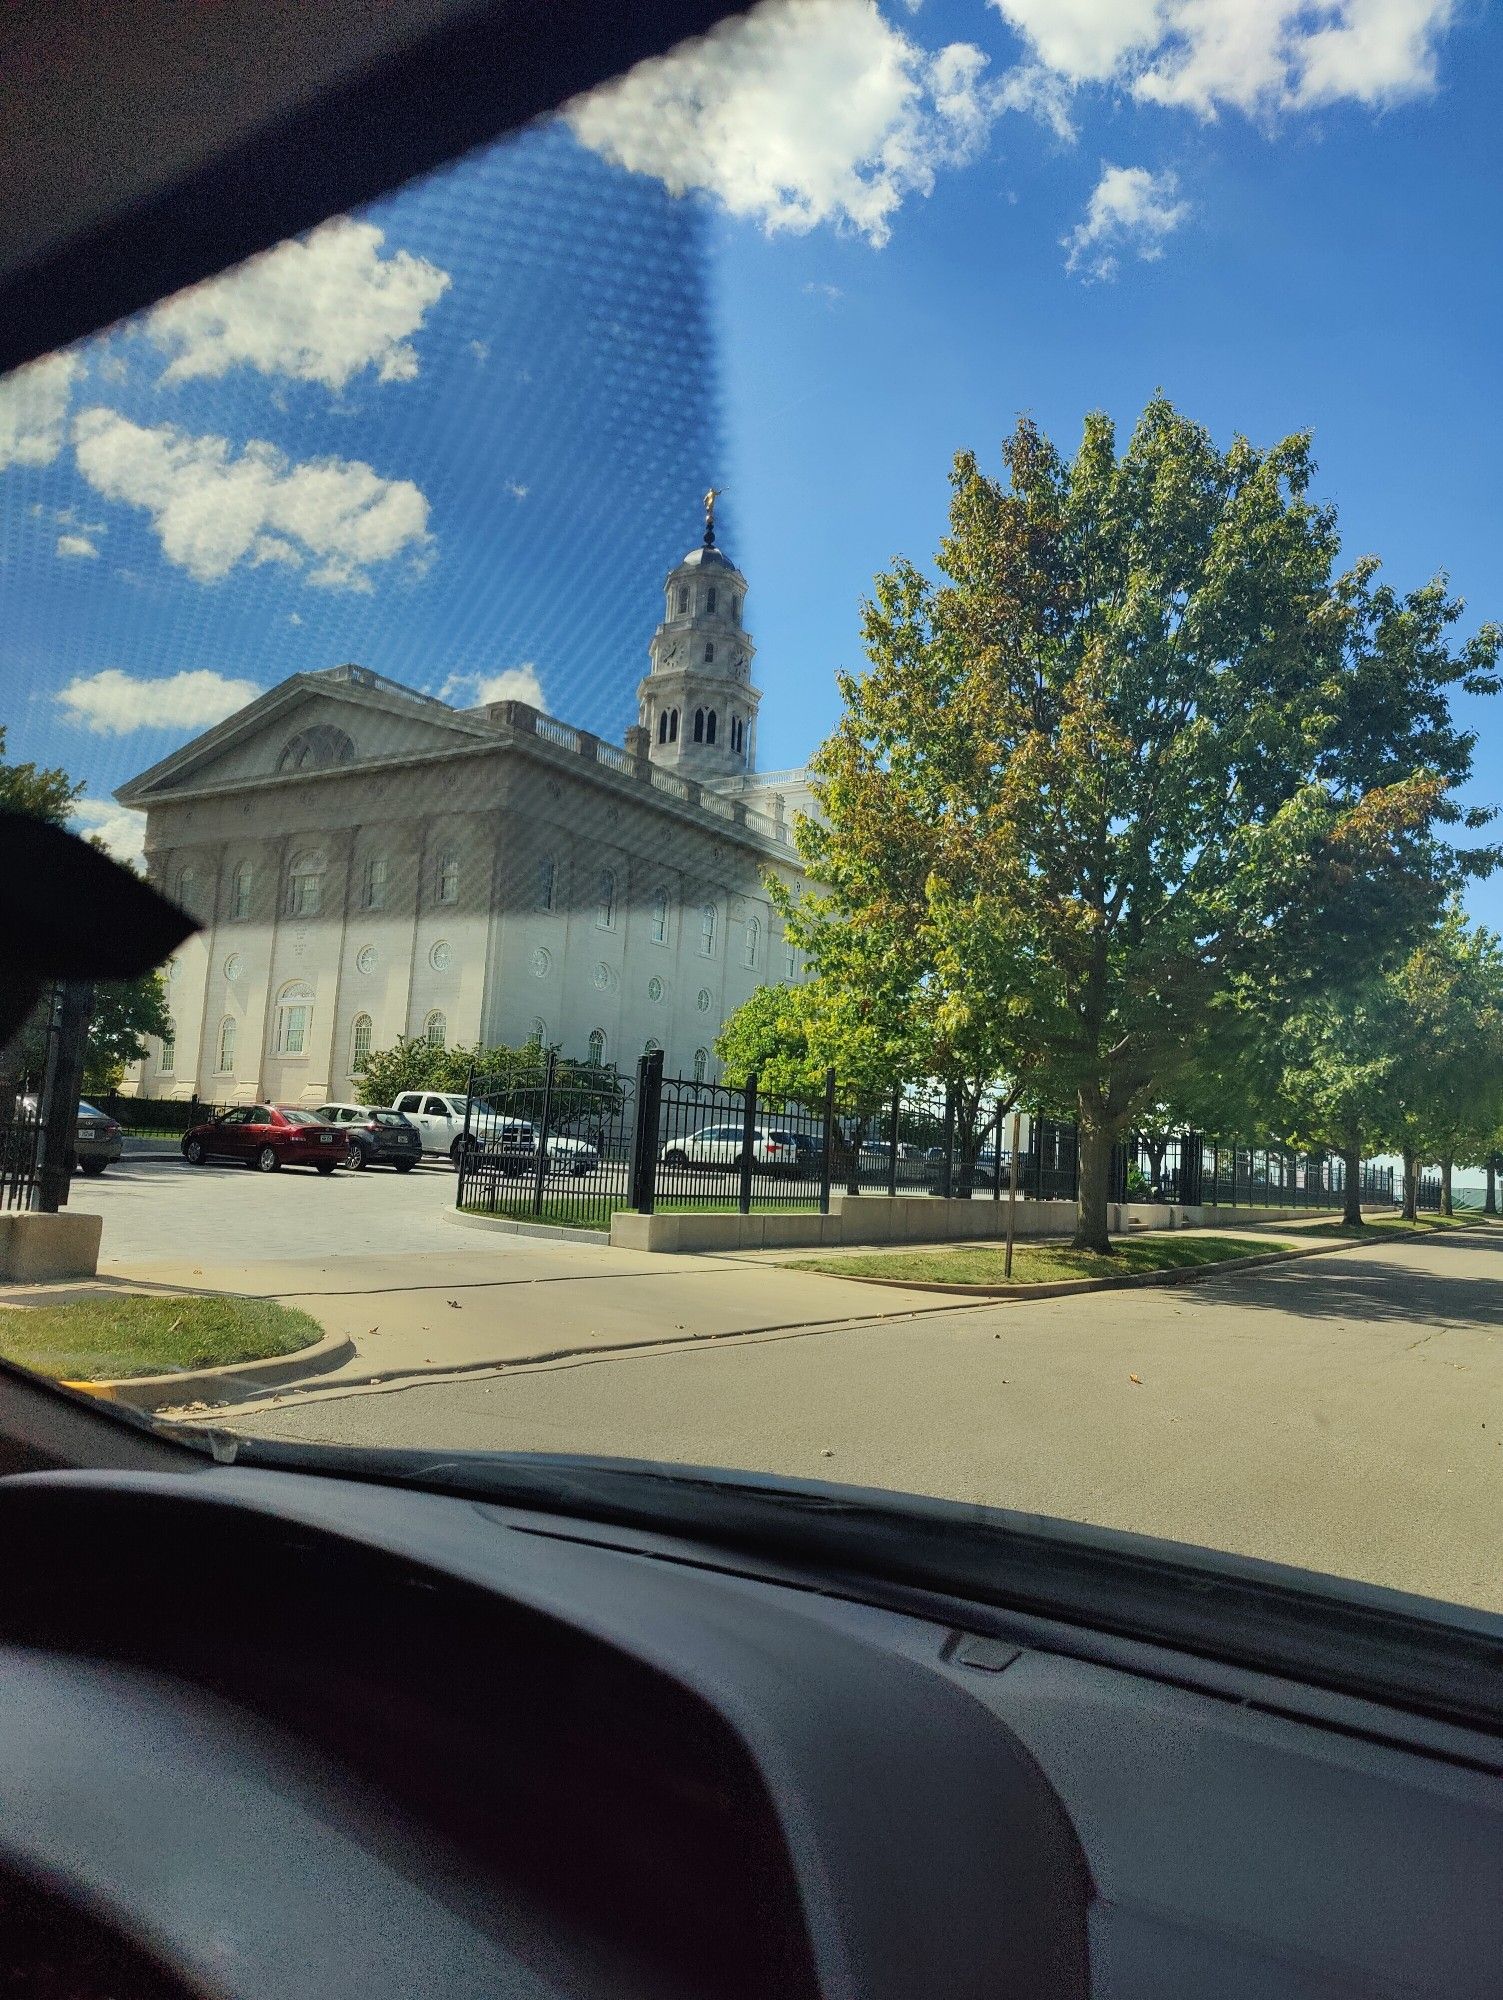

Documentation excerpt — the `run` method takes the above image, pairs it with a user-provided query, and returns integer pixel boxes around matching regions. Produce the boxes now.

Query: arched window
[703,641,715,664]
[596,869,616,929]
[677,586,689,614]
[693,1048,708,1084]
[644,1038,661,1057]
[706,710,717,745]
[669,708,679,742]
[658,710,670,743]
[530,1018,548,1046]
[732,595,742,624]
[435,849,459,905]
[587,1029,606,1067]
[159,1022,176,1073]
[350,1013,373,1073]
[706,587,717,615]
[362,853,389,910]
[693,708,705,743]
[536,854,556,911]
[276,725,355,773]
[286,851,324,917]
[229,861,252,920]
[215,1017,236,1073]
[784,934,797,981]
[273,981,314,1056]
[176,867,195,913]
[699,904,716,957]
[424,1010,447,1049]
[743,915,760,969]
[730,716,744,754]
[651,887,669,945]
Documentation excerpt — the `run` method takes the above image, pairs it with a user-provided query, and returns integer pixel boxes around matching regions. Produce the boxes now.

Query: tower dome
[636,489,759,778]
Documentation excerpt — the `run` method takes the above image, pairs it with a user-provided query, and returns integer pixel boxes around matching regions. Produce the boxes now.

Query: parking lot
[68,1151,468,1270]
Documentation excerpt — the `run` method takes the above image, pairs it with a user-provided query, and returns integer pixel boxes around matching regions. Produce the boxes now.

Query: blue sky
[3,0,1500,912]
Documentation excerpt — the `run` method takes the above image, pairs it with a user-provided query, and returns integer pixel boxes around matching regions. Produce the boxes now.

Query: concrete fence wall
[608,1193,1362,1256]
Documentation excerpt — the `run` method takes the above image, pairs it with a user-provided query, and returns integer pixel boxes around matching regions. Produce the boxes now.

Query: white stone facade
[117,541,812,1103]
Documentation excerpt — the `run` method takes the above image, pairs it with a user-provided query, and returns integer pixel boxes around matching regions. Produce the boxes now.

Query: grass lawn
[1305,1211,1483,1240]
[0,1295,324,1381]
[787,1233,1296,1288]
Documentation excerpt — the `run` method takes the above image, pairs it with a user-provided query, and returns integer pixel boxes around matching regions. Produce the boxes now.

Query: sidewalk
[48,1237,986,1409]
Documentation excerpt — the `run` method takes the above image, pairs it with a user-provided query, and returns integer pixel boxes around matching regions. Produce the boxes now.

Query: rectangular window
[436,851,459,904]
[215,1018,236,1072]
[230,864,252,920]
[363,855,388,910]
[159,1027,175,1073]
[537,855,556,911]
[706,587,717,615]
[699,905,716,957]
[280,1007,308,1056]
[651,889,669,945]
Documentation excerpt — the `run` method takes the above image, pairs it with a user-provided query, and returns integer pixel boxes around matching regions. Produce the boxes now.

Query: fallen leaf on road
[1129,1374,1143,1385]
[447,1300,462,1309]
[820,1448,834,1457]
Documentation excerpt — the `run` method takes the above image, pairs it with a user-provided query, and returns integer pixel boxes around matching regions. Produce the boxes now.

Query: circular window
[697,988,712,1012]
[592,962,612,992]
[356,945,377,976]
[429,940,452,972]
[647,976,664,1003]
[531,947,552,979]
[223,953,242,982]
[166,957,182,982]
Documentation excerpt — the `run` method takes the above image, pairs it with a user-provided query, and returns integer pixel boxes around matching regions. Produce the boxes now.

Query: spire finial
[703,485,722,546]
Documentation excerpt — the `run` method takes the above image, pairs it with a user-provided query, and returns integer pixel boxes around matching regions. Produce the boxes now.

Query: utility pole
[35,980,93,1213]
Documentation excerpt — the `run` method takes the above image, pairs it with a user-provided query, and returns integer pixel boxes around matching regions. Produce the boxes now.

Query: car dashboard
[0,1458,1497,2000]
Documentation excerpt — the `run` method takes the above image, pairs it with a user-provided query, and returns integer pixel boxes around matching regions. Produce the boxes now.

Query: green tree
[1262,983,1404,1225]
[0,725,80,825]
[786,399,1498,1249]
[1388,913,1503,1217]
[82,976,173,1095]
[354,1033,624,1137]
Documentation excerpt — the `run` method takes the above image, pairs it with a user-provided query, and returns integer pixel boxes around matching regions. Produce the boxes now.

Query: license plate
[79,1126,99,1139]
[320,1132,333,1144]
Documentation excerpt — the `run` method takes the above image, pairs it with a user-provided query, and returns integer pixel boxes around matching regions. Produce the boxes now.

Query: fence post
[1034,1118,1045,1202]
[531,1048,557,1218]
[887,1085,901,1199]
[739,1071,758,1216]
[938,1088,956,1199]
[992,1099,1004,1203]
[819,1067,836,1216]
[457,1063,476,1208]
[630,1049,663,1212]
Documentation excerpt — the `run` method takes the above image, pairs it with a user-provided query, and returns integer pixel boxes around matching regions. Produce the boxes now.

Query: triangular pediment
[116,668,497,804]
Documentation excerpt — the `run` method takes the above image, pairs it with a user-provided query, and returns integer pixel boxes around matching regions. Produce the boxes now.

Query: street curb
[448,1209,610,1245]
[784,1231,1393,1298]
[65,1329,356,1410]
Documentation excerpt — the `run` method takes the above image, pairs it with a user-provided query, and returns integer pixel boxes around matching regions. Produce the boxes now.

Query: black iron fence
[0,1113,41,1212]
[93,1092,234,1138]
[455,1057,1396,1230]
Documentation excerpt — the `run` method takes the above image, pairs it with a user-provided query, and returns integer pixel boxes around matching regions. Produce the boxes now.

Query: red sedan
[181,1104,348,1175]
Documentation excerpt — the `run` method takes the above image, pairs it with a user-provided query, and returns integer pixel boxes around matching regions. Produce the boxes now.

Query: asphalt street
[215,1224,1503,1613]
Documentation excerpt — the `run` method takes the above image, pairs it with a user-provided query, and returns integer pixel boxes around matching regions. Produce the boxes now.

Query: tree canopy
[783,397,1499,1246]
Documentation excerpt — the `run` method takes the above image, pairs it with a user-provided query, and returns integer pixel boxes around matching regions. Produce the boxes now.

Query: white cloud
[469,339,491,364]
[288,611,304,627]
[0,352,81,471]
[145,217,451,391]
[803,280,845,306]
[73,407,432,589]
[56,532,99,559]
[57,666,262,736]
[1063,163,1189,280]
[70,798,147,868]
[440,664,545,709]
[990,0,1457,116]
[505,479,529,501]
[566,0,1000,246]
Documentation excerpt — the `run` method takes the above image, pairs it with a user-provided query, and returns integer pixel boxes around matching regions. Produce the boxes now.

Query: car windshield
[5,0,1503,1626]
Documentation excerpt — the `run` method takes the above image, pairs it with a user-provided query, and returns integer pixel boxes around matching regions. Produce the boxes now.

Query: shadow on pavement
[1191,1230,1503,1329]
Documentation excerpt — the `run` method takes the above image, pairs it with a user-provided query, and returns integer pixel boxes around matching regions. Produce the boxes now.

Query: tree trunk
[1486,1157,1497,1218]
[1402,1148,1418,1222]
[1341,1133,1363,1227]
[1073,1114,1115,1253]
[1441,1154,1454,1218]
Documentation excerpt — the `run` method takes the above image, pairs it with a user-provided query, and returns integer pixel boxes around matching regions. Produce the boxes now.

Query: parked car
[389,1090,598,1170]
[14,1095,125,1175]
[972,1150,1017,1191]
[313,1103,422,1171]
[181,1105,348,1174]
[482,1118,601,1178]
[659,1124,816,1175]
[73,1100,124,1175]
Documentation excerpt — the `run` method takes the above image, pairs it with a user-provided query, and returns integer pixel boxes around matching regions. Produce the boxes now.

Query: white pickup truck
[389,1091,599,1173]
